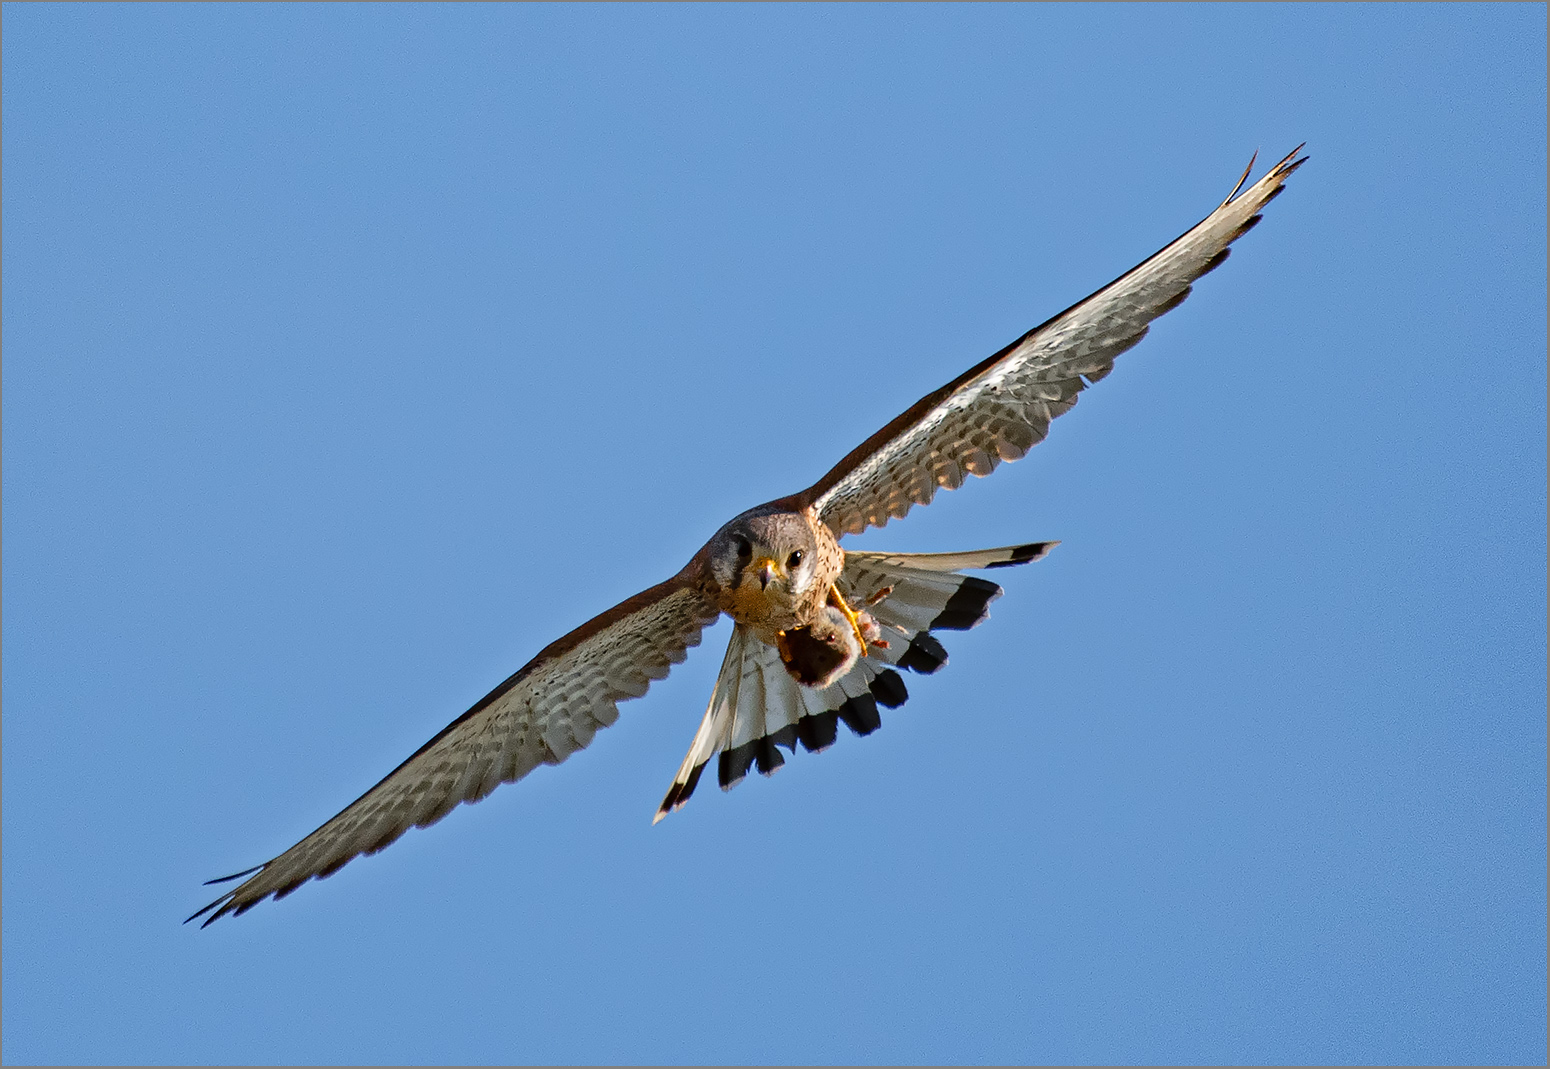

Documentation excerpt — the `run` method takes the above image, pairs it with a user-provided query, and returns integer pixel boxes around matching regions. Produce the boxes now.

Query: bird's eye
[787,550,804,569]
[734,537,752,558]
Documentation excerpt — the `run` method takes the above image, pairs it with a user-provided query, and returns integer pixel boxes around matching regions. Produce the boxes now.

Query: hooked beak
[754,557,783,590]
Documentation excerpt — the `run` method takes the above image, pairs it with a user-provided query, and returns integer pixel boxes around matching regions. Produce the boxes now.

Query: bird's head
[709,510,819,602]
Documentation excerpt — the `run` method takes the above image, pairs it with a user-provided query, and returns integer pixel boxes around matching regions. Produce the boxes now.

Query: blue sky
[3,5,1544,1064]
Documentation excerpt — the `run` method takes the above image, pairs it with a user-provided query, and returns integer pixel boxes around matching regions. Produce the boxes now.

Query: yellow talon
[826,584,868,658]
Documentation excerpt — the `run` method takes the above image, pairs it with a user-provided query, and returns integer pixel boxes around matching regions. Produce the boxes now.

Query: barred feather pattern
[806,148,1307,537]
[654,542,1056,820]
[190,582,719,926]
[193,149,1305,926]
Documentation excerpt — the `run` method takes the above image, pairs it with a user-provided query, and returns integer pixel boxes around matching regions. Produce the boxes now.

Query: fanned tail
[653,541,1057,820]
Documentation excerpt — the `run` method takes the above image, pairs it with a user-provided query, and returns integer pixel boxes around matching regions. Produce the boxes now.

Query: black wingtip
[185,892,234,926]
[1268,146,1309,186]
[188,861,268,926]
[1223,144,1306,207]
[204,863,265,886]
[1221,149,1258,206]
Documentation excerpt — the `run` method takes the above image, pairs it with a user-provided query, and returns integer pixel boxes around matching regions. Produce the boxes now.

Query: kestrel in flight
[190,147,1307,926]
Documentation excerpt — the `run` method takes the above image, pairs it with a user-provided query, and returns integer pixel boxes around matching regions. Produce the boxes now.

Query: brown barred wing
[190,578,719,926]
[799,148,1307,538]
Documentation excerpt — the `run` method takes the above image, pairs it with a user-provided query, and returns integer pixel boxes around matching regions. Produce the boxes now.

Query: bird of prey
[189,146,1306,926]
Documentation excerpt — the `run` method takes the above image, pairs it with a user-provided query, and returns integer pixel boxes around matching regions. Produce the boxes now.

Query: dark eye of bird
[787,550,804,569]
[734,537,752,558]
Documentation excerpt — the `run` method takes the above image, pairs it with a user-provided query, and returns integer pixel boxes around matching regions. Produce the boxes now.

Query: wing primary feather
[199,147,1308,918]
[203,863,265,886]
[788,148,1307,539]
[1220,150,1258,207]
[1151,285,1194,319]
[184,898,226,925]
[193,578,716,924]
[1198,247,1231,276]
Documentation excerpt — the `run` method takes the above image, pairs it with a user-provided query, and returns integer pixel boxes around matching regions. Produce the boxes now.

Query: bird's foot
[826,585,870,658]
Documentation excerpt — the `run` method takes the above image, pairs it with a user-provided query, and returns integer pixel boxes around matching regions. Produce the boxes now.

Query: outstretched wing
[190,576,719,926]
[793,147,1307,538]
[654,541,1057,821]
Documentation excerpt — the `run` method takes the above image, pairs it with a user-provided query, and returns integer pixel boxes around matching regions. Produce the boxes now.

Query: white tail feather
[653,541,1057,821]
